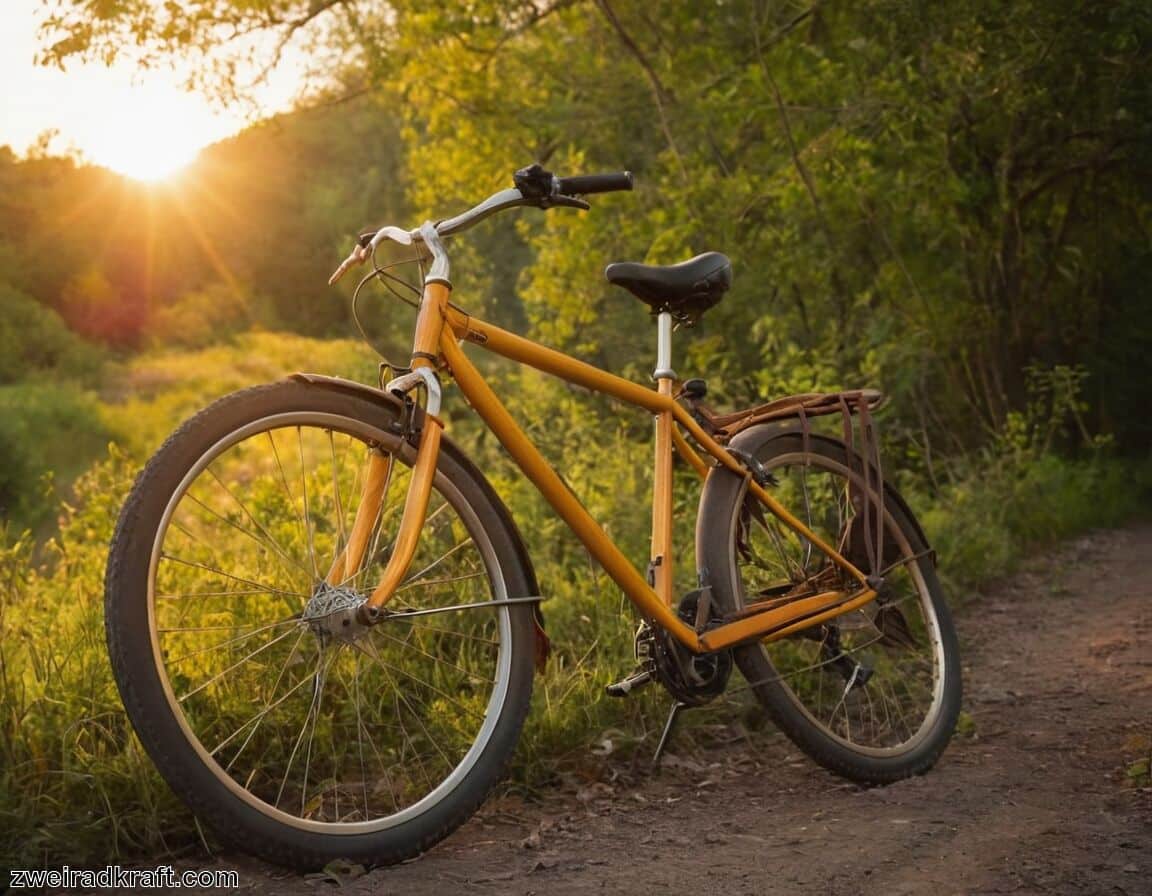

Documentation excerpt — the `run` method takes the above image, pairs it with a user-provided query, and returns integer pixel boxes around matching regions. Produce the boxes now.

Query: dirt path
[189,526,1151,895]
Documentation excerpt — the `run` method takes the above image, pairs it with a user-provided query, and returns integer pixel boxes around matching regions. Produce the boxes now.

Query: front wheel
[105,381,537,869]
[698,430,961,783]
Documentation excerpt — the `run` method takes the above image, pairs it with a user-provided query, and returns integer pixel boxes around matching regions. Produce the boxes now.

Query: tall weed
[915,366,1151,593]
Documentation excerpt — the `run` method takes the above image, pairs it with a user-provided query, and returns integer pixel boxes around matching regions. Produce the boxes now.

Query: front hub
[302,583,371,645]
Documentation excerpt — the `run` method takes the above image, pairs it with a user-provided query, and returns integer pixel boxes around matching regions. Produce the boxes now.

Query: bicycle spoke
[198,467,313,579]
[178,625,302,703]
[297,426,320,580]
[329,429,349,562]
[350,638,485,724]
[391,669,455,771]
[352,650,372,818]
[266,429,310,567]
[275,649,330,811]
[354,659,403,814]
[397,540,477,591]
[160,554,308,599]
[383,617,499,647]
[299,651,332,817]
[157,588,301,601]
[213,632,313,762]
[390,688,438,795]
[395,570,486,593]
[371,626,496,686]
[798,466,814,571]
[164,616,304,666]
[750,510,806,583]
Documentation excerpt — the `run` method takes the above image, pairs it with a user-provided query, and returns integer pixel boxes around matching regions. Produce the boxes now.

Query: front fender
[288,372,410,418]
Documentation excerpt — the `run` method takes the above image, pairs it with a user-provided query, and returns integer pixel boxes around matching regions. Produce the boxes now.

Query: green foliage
[0,282,104,385]
[178,100,409,336]
[0,453,190,868]
[1126,739,1151,788]
[148,283,256,349]
[916,366,1152,590]
[0,95,408,350]
[99,332,380,455]
[389,0,1152,454]
[58,266,142,348]
[0,384,112,530]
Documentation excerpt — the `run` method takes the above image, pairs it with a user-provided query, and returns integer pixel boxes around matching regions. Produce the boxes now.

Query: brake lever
[328,225,418,285]
[547,195,591,211]
[328,244,370,285]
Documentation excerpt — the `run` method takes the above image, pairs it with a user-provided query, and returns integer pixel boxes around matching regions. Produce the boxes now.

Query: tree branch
[592,0,685,178]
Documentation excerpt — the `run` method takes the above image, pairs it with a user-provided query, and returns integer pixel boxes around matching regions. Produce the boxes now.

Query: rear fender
[705,422,935,568]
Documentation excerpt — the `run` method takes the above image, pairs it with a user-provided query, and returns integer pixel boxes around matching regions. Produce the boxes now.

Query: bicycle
[105,164,961,870]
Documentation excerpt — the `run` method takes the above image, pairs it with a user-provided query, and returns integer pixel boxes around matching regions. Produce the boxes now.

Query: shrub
[149,283,257,350]
[0,384,112,530]
[0,282,104,385]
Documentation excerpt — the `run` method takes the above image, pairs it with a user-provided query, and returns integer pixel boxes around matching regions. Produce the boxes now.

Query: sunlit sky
[1,2,303,180]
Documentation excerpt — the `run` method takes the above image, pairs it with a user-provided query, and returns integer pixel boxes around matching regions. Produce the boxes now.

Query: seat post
[654,311,675,382]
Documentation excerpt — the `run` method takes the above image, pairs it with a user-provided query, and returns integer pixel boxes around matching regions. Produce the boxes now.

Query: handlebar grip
[555,171,634,196]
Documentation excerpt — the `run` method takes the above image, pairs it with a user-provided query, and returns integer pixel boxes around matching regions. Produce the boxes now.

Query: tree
[36,0,1152,452]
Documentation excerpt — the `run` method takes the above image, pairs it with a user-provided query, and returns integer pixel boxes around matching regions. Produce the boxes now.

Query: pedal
[605,668,653,698]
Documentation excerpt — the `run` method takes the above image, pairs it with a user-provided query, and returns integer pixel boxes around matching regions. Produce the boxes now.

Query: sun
[79,80,235,182]
[95,135,198,182]
[96,133,198,182]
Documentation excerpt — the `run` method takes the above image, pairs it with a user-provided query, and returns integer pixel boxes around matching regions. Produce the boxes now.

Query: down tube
[439,336,702,651]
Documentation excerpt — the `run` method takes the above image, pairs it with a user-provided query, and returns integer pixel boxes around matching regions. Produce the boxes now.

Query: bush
[149,283,257,350]
[914,365,1152,594]
[0,282,104,385]
[0,384,113,530]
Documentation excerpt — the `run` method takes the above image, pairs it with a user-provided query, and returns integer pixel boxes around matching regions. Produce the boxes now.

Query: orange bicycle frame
[357,280,877,654]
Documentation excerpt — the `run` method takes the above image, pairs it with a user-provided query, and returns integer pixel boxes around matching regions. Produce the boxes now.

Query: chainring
[643,591,733,707]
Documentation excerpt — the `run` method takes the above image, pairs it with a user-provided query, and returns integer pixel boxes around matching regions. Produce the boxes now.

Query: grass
[1,332,1149,870]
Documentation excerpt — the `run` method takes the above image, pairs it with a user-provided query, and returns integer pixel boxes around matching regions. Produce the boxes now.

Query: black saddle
[605,252,732,325]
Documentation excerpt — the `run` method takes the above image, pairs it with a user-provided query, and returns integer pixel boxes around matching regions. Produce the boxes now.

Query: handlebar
[555,171,634,195]
[329,164,632,285]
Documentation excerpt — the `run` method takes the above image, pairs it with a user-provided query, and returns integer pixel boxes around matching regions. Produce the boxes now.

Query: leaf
[304,859,367,886]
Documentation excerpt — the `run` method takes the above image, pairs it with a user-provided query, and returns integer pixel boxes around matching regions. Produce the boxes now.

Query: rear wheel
[699,430,961,783]
[105,381,536,869]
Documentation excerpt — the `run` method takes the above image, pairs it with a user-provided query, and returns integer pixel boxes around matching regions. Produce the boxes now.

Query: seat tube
[651,311,676,607]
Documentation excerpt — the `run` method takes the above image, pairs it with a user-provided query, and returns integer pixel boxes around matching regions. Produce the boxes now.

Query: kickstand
[652,701,689,769]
